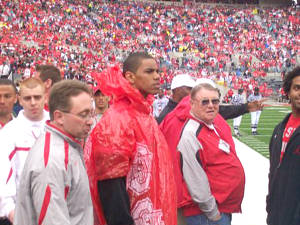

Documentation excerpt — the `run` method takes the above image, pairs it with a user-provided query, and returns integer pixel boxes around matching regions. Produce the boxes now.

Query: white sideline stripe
[246,141,261,146]
[246,142,269,144]
[232,138,268,225]
[265,107,290,110]
[249,146,268,148]
[241,140,264,142]
[279,111,291,113]
[246,134,273,135]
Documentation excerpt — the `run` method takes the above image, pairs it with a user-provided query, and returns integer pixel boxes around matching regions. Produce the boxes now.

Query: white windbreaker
[14,121,93,225]
[0,110,49,217]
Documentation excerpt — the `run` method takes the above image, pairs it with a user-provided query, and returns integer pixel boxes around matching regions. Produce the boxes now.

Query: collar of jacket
[175,95,191,122]
[45,120,83,148]
[94,65,154,114]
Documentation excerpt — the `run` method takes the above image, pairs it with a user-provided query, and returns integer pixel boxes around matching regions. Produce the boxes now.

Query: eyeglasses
[196,98,220,106]
[62,111,94,121]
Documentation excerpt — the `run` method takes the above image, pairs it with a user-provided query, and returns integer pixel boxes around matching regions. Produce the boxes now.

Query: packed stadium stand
[0,0,299,98]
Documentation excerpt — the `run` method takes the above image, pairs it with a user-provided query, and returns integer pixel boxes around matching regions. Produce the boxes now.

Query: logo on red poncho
[132,198,165,225]
[127,143,153,195]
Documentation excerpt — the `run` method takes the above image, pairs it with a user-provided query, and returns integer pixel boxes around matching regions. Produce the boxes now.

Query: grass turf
[228,105,291,158]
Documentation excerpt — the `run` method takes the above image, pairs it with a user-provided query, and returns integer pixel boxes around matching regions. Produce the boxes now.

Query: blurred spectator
[92,87,109,128]
[156,74,195,124]
[34,64,62,111]
[247,87,262,135]
[231,88,245,137]
[153,88,169,118]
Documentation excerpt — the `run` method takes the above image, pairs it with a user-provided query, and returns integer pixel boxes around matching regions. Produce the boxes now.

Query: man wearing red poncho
[85,52,177,225]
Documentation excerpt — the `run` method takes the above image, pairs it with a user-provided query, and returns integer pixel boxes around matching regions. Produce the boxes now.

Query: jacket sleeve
[30,164,70,225]
[156,106,169,124]
[1,171,16,218]
[219,104,248,120]
[153,100,159,118]
[266,123,280,217]
[177,130,220,220]
[0,151,15,217]
[0,130,17,218]
[97,178,133,225]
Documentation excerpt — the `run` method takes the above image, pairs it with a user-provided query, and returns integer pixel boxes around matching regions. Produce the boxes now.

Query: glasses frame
[61,110,94,121]
[195,98,220,106]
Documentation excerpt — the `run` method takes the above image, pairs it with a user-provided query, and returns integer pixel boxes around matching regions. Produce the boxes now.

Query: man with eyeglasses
[176,83,245,225]
[0,78,49,224]
[13,80,94,225]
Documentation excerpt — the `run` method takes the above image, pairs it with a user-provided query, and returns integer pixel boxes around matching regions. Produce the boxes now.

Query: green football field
[228,105,292,158]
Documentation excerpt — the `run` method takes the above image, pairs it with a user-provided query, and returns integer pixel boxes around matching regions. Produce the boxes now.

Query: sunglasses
[198,98,220,106]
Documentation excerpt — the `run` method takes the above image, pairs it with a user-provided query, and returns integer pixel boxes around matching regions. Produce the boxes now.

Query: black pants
[0,218,11,225]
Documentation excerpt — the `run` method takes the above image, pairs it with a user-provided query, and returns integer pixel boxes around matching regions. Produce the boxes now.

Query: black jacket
[267,113,300,225]
[156,98,178,124]
[156,99,249,125]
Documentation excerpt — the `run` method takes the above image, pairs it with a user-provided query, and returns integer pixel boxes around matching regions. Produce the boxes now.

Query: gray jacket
[14,122,93,225]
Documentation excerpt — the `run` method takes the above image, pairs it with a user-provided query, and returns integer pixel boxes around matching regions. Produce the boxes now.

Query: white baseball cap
[195,78,216,88]
[171,74,195,90]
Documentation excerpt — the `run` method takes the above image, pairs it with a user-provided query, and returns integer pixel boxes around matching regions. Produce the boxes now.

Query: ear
[44,79,53,90]
[124,71,135,85]
[53,110,65,127]
[190,98,195,106]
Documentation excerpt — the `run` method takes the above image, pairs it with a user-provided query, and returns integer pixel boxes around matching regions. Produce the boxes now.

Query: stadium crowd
[0,0,299,96]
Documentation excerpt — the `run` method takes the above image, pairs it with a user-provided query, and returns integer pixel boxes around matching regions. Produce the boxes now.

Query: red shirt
[280,114,300,163]
[44,104,49,112]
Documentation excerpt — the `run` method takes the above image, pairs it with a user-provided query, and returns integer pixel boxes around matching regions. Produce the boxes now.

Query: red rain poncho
[85,66,177,225]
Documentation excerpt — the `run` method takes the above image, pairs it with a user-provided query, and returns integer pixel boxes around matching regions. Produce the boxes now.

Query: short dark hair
[283,66,300,97]
[36,64,61,85]
[94,89,103,96]
[49,80,91,120]
[0,78,18,94]
[191,83,219,100]
[122,52,154,76]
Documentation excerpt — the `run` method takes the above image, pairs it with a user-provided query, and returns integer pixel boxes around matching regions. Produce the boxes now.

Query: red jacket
[160,96,192,208]
[180,114,245,216]
[160,95,245,217]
